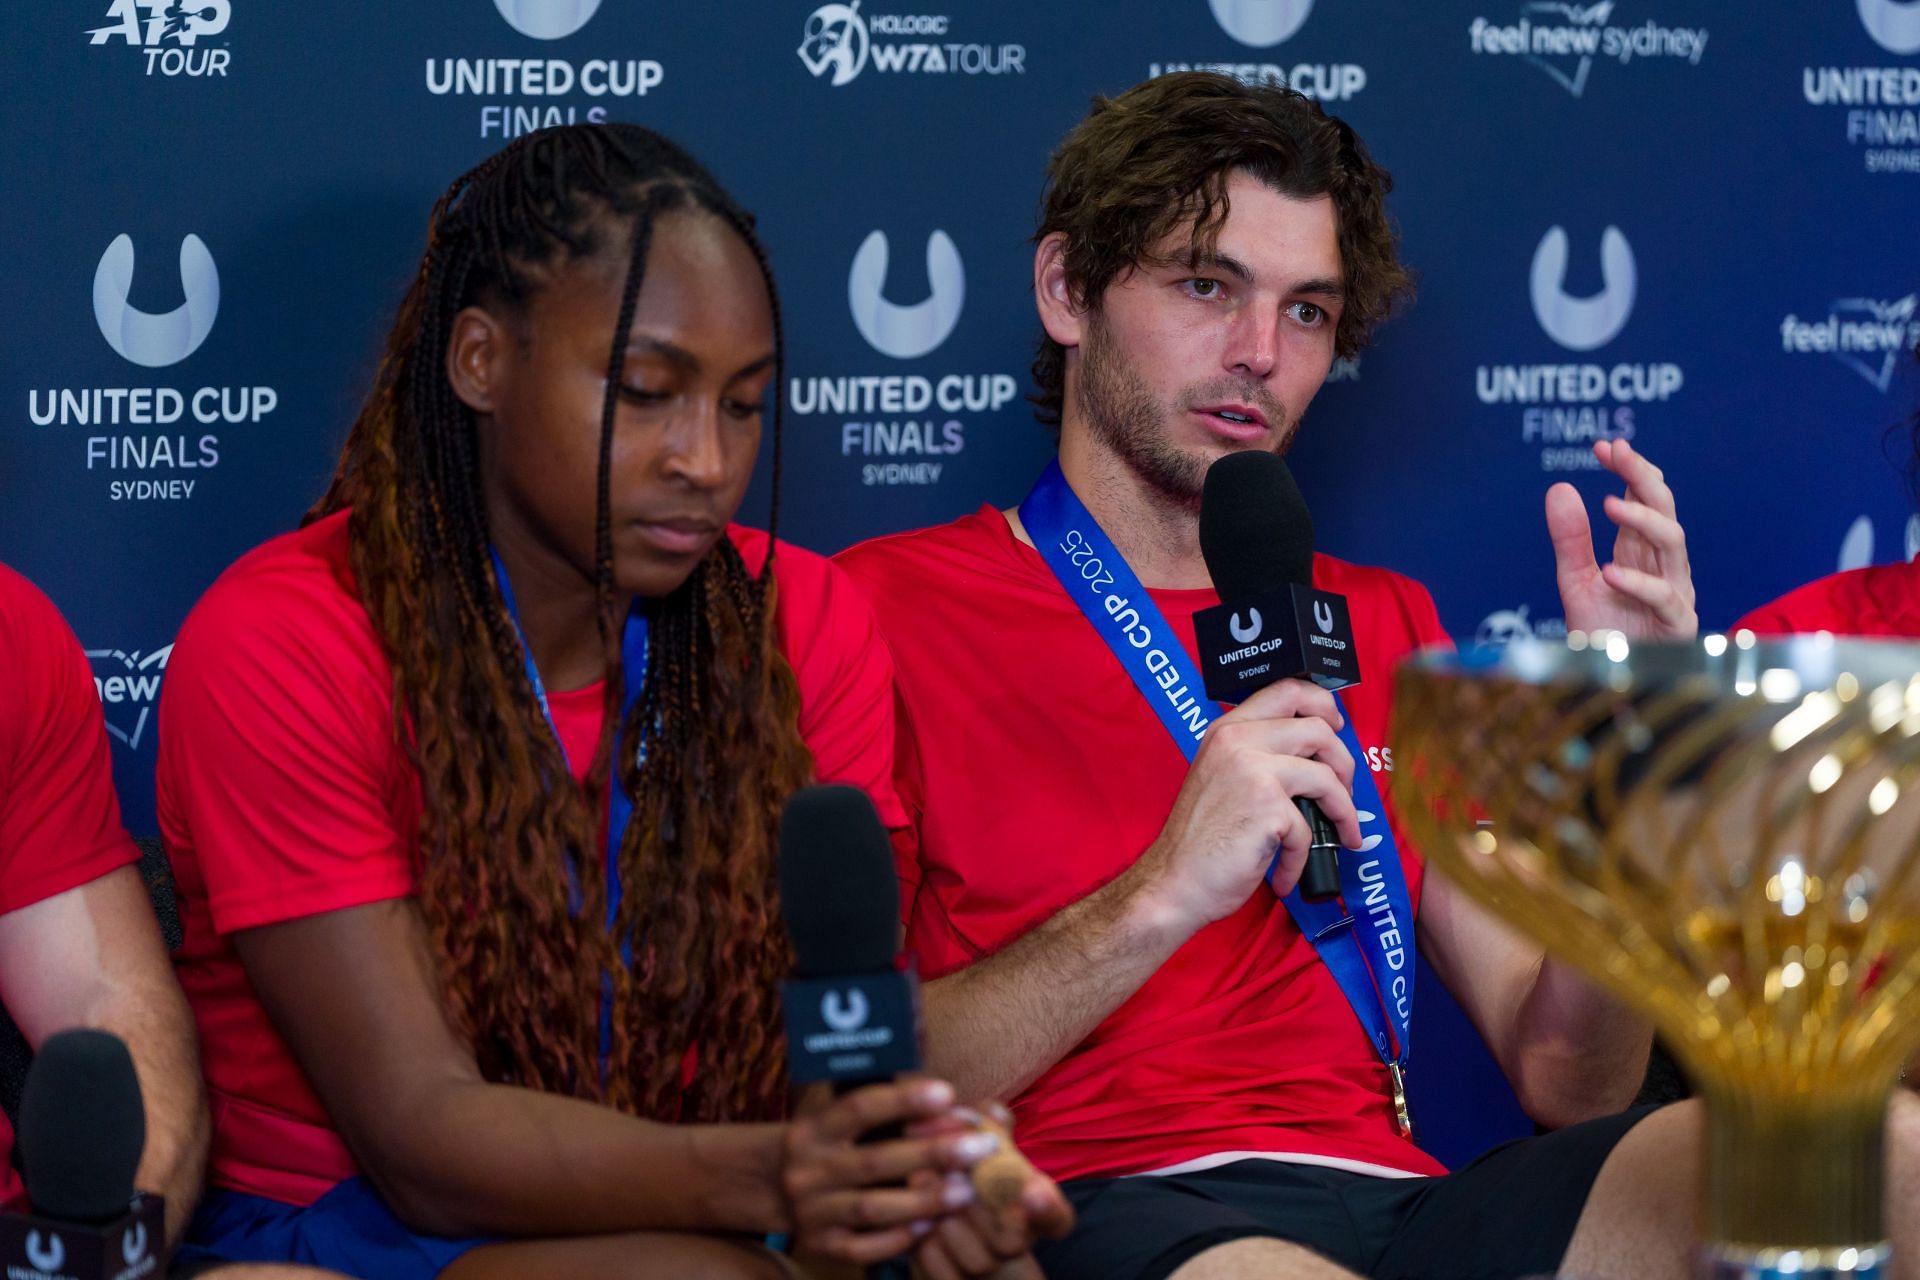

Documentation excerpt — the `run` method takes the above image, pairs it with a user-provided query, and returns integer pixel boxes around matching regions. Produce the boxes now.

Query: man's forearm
[94,980,208,1243]
[1510,957,1653,1128]
[920,859,1191,1102]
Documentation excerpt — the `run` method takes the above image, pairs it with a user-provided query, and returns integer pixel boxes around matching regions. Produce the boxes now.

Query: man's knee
[1168,1237,1359,1280]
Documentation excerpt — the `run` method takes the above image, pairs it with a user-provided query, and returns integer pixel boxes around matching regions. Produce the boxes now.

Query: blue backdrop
[3,0,1917,844]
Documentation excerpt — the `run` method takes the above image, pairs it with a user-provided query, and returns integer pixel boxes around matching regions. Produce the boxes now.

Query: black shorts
[1034,1106,1656,1280]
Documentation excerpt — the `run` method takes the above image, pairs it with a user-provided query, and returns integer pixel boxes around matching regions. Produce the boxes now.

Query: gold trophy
[1390,634,1920,1280]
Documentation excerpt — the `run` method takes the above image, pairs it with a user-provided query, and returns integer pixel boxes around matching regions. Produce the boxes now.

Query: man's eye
[1184,278,1222,299]
[1291,302,1326,326]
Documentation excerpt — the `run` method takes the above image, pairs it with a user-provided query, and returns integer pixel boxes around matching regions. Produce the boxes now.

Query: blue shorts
[173,1177,495,1279]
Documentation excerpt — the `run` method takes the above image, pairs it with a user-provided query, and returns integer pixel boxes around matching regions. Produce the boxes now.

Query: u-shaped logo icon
[1859,0,1920,54]
[1229,608,1264,643]
[122,1222,149,1266]
[821,988,871,1032]
[493,0,603,40]
[25,1230,64,1274]
[93,234,220,369]
[1209,0,1315,47]
[1530,225,1635,353]
[1313,600,1334,634]
[848,230,965,360]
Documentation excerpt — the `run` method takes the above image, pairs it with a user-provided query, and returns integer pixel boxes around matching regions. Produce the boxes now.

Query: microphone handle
[1296,798,1343,902]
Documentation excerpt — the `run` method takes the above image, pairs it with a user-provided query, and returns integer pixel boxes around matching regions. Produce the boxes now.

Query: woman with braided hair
[156,123,1069,1278]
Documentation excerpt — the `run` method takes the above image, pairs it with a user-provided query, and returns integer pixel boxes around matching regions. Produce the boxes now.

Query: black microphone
[778,784,922,1091]
[1193,451,1362,902]
[1,1028,167,1279]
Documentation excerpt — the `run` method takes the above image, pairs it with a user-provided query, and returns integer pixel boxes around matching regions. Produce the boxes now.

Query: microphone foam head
[779,785,901,979]
[19,1028,145,1223]
[1200,450,1315,598]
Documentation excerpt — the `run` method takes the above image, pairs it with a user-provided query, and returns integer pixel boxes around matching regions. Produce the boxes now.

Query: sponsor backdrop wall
[3,0,1917,842]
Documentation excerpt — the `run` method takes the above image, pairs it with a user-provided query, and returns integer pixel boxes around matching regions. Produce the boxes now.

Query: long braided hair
[310,124,813,1122]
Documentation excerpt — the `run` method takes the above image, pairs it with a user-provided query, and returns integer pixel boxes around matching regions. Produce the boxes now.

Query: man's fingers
[1597,439,1678,518]
[1601,494,1688,564]
[1229,678,1344,731]
[1599,563,1695,629]
[1544,482,1599,582]
[1280,760,1363,850]
[1024,1178,1077,1239]
[931,1210,999,1275]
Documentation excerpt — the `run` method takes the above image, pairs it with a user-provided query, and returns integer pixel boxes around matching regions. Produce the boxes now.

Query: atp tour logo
[88,0,232,77]
[94,235,219,370]
[1466,3,1708,98]
[1210,0,1314,48]
[1780,295,1920,393]
[1474,603,1567,648]
[1839,514,1920,572]
[86,645,173,751]
[25,235,276,504]
[424,3,663,139]
[494,0,602,40]
[795,2,1025,86]
[1476,225,1682,472]
[789,229,1016,490]
[1802,1,1920,175]
[1150,0,1363,100]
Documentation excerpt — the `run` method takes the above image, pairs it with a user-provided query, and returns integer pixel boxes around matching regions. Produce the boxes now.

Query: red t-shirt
[0,564,142,1206]
[836,507,1452,1184]
[1735,557,1920,639]
[158,510,905,1207]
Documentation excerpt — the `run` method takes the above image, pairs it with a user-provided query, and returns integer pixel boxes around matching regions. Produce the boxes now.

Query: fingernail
[951,1105,986,1126]
[911,1219,935,1238]
[917,1080,956,1108]
[953,1130,1001,1163]
[944,1172,976,1208]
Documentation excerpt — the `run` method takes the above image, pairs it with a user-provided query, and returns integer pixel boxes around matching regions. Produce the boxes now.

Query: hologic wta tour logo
[26,234,276,505]
[795,2,1027,87]
[1802,0,1920,174]
[1475,225,1683,473]
[85,645,173,751]
[88,0,232,78]
[788,229,1017,489]
[1780,294,1920,393]
[424,0,664,140]
[1466,2,1708,98]
[1150,0,1365,102]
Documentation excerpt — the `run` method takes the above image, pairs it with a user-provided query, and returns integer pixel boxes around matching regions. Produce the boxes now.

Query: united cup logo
[1229,609,1264,643]
[821,988,871,1033]
[1530,226,1635,352]
[493,0,602,40]
[122,1222,149,1266]
[1859,0,1920,55]
[1209,0,1315,47]
[847,231,965,360]
[94,234,220,369]
[25,1230,64,1274]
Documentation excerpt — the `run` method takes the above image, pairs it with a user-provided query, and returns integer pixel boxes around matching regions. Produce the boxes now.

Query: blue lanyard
[1018,461,1415,1089]
[489,548,649,1065]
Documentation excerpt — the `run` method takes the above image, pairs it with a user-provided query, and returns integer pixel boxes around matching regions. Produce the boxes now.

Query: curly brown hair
[1031,71,1414,426]
[309,124,813,1123]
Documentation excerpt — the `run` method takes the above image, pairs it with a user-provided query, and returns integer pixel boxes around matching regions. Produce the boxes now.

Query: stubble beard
[1076,310,1295,513]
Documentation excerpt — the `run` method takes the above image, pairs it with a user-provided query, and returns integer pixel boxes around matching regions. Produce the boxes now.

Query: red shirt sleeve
[158,556,416,935]
[0,566,138,913]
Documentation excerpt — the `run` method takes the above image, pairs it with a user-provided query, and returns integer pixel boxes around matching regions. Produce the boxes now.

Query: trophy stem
[1699,1086,1891,1280]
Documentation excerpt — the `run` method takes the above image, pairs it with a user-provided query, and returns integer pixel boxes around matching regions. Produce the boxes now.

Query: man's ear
[445,305,512,414]
[1034,232,1085,351]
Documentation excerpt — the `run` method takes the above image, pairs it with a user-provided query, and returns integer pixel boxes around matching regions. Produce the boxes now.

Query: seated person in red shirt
[835,74,1920,1280]
[158,124,1068,1280]
[1737,355,1919,639]
[0,563,339,1280]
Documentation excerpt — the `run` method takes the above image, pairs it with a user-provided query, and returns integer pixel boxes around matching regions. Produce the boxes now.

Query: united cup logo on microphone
[23,1232,62,1275]
[821,988,870,1033]
[1229,609,1263,644]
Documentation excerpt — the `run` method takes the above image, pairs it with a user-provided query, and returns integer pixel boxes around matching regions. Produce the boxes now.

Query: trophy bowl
[1389,634,1920,1280]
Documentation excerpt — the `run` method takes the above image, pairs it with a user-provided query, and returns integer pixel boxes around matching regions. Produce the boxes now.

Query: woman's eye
[722,399,765,421]
[621,385,669,404]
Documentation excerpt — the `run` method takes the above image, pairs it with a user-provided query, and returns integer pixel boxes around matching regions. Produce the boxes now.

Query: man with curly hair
[839,72,1916,1279]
